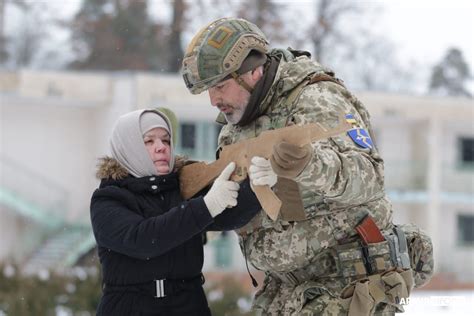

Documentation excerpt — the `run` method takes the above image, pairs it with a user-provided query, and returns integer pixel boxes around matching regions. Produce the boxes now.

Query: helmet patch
[208,26,234,49]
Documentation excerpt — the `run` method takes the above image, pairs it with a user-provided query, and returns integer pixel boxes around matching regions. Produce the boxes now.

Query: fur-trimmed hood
[96,155,189,180]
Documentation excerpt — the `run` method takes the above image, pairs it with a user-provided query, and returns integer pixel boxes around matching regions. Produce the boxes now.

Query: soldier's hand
[203,162,239,217]
[249,156,278,188]
[270,142,312,179]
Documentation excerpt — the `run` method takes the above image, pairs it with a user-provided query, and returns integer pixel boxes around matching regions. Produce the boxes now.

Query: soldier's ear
[250,65,264,82]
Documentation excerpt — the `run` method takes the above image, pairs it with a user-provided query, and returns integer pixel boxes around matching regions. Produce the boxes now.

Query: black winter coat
[90,158,261,316]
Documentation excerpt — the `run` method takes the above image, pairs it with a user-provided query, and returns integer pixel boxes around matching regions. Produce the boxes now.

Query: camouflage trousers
[252,269,414,316]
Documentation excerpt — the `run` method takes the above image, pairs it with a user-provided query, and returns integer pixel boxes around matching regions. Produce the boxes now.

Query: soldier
[181,18,433,315]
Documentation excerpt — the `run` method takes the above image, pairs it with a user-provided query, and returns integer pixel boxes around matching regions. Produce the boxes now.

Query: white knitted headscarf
[110,109,175,177]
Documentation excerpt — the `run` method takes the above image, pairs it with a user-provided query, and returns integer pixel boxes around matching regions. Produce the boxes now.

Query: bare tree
[236,0,288,43]
[429,47,472,97]
[0,0,6,62]
[168,0,186,72]
[330,35,416,93]
[310,0,363,64]
[69,0,168,71]
[0,0,29,65]
[13,21,39,67]
[185,0,236,38]
[298,0,418,93]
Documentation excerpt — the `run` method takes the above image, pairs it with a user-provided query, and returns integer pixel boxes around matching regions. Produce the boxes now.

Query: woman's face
[143,127,171,174]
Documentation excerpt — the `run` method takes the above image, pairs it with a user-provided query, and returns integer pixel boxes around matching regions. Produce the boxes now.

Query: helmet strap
[230,72,254,94]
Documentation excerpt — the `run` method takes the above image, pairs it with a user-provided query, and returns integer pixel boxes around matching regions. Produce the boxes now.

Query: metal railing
[0,154,68,226]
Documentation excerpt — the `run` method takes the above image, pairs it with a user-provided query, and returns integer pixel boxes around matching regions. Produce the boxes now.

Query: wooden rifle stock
[179,113,352,221]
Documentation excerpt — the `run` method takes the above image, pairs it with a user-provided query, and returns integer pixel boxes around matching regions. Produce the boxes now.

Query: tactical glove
[249,156,277,188]
[270,142,312,179]
[203,162,239,217]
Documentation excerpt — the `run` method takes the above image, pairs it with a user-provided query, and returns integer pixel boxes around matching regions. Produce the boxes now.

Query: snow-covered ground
[403,290,474,315]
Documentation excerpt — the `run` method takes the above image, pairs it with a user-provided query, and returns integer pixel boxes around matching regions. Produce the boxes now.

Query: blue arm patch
[348,128,373,149]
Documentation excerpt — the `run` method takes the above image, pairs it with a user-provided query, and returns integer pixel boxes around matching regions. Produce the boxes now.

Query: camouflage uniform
[182,18,433,316]
[217,49,410,315]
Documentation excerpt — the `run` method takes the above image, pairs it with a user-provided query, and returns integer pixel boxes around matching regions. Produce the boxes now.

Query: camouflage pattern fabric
[217,49,410,314]
[399,224,434,288]
[182,18,269,94]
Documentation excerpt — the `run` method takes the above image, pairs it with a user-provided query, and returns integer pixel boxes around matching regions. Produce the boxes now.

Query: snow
[37,269,50,281]
[2,264,15,278]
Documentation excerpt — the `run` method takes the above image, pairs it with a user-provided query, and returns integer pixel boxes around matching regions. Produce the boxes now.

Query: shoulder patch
[345,113,357,125]
[345,114,373,149]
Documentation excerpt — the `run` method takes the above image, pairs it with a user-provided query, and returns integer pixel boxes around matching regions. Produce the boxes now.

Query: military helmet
[181,17,269,94]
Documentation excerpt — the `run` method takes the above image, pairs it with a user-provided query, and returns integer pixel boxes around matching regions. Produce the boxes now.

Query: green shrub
[0,263,101,315]
[205,275,256,316]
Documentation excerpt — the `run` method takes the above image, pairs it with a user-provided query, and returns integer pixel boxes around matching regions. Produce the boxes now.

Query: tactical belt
[270,216,411,287]
[270,252,338,287]
[103,274,204,298]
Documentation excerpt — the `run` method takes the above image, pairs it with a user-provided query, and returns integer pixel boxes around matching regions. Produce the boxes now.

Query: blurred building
[0,70,473,283]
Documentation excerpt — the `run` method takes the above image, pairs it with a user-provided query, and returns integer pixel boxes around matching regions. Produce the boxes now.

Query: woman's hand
[203,162,239,217]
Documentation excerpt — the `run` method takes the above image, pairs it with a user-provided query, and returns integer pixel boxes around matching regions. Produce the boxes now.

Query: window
[459,137,474,164]
[457,214,474,246]
[213,232,232,268]
[180,123,196,149]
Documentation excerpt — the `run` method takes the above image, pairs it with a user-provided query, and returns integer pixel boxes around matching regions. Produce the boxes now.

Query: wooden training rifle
[179,113,352,221]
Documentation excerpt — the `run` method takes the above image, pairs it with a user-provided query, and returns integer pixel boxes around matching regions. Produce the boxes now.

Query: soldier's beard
[221,98,250,125]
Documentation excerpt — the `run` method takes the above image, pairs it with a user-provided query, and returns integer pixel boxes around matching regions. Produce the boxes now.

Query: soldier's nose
[208,91,220,107]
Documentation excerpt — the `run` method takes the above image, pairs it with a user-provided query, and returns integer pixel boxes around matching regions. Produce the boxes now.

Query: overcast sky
[5,0,473,72]
[380,0,473,68]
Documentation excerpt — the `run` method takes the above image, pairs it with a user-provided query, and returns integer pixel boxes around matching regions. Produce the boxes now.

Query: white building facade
[0,70,473,281]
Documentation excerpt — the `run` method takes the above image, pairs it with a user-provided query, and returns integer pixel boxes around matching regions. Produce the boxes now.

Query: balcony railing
[384,160,428,191]
[384,160,473,195]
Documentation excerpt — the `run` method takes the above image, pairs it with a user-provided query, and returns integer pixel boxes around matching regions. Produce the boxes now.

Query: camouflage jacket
[217,49,393,273]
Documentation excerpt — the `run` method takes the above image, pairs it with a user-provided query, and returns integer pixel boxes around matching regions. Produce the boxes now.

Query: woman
[90,109,261,316]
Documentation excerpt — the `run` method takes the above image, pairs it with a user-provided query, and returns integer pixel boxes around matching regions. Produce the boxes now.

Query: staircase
[0,155,68,228]
[1,155,96,272]
[23,225,96,274]
[0,187,63,228]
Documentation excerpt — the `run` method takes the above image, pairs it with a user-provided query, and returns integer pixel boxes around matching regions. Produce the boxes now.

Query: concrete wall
[0,103,99,222]
[0,209,32,260]
[440,121,474,192]
[134,73,219,121]
[442,205,474,277]
[377,118,427,190]
[17,70,111,102]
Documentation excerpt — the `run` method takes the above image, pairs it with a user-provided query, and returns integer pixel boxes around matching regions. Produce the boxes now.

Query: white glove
[203,162,240,217]
[249,156,278,188]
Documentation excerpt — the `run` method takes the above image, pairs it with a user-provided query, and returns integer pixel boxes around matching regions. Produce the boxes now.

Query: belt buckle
[154,279,166,298]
